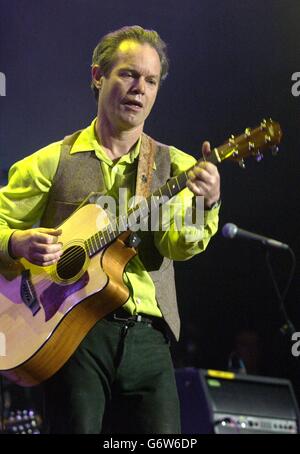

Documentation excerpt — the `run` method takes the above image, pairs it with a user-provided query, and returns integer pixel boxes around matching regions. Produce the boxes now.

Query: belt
[105,308,165,329]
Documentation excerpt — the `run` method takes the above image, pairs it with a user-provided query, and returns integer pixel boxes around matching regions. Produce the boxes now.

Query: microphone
[222,223,289,250]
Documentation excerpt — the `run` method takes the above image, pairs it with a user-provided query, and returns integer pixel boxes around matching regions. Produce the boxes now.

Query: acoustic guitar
[0,119,282,386]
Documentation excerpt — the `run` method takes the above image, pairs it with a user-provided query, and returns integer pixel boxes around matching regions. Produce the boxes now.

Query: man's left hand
[186,141,220,209]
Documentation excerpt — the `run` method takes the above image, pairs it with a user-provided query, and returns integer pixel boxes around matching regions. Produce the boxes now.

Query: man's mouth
[122,99,143,111]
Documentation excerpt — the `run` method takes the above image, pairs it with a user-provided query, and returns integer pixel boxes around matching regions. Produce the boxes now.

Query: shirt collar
[70,118,142,167]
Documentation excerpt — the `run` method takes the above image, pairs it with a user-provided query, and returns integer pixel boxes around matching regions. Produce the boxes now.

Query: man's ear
[91,65,103,89]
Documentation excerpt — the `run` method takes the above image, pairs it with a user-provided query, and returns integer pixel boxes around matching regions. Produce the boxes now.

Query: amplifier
[175,368,300,434]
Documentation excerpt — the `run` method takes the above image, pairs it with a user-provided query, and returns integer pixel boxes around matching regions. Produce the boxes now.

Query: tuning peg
[265,135,272,143]
[238,158,246,169]
[229,135,236,146]
[261,119,267,129]
[271,145,279,156]
[248,141,255,152]
[255,151,264,162]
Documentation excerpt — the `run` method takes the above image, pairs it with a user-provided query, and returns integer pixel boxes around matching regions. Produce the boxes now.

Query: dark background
[1,0,300,416]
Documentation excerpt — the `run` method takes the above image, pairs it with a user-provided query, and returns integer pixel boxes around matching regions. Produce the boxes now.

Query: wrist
[8,230,21,259]
[205,199,221,210]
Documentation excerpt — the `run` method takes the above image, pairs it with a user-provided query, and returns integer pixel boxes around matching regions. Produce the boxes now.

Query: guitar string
[29,200,163,288]
[33,171,189,275]
[29,177,187,289]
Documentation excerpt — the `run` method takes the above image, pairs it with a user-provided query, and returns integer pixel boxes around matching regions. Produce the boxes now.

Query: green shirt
[0,118,219,317]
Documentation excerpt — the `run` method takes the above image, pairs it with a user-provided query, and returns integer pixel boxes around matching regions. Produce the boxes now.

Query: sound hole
[56,245,86,280]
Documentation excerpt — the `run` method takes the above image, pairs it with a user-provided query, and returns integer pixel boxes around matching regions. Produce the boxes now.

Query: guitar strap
[135,134,156,198]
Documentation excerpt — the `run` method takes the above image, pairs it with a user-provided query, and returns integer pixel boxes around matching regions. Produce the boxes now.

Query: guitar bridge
[20,269,41,316]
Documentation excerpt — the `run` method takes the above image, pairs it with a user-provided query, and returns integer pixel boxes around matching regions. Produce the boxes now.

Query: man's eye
[147,79,157,86]
[121,72,133,78]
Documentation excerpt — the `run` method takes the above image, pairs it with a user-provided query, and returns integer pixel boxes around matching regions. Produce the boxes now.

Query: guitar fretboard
[84,150,220,257]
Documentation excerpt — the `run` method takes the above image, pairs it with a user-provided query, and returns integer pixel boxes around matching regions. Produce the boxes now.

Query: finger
[189,165,216,188]
[32,250,63,264]
[202,141,211,159]
[35,258,61,267]
[32,232,62,245]
[34,228,62,243]
[37,228,62,236]
[32,242,63,254]
[193,166,215,183]
[194,161,217,174]
[187,180,209,196]
[188,161,208,179]
[187,169,197,180]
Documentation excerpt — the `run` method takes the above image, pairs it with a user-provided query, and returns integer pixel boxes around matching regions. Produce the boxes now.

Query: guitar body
[0,203,136,386]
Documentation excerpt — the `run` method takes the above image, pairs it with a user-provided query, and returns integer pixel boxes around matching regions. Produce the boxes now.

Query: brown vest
[40,131,181,340]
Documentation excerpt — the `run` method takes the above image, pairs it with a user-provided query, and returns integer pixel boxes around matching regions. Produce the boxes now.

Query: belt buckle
[112,313,143,323]
[113,313,130,322]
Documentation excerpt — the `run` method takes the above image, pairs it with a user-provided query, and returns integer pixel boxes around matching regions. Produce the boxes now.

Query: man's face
[97,40,161,131]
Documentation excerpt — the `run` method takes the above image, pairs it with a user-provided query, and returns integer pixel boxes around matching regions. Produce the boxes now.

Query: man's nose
[132,77,145,94]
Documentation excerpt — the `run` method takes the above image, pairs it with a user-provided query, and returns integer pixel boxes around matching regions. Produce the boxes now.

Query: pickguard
[40,272,89,321]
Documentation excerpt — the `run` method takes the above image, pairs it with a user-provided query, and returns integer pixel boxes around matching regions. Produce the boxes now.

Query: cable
[265,247,297,336]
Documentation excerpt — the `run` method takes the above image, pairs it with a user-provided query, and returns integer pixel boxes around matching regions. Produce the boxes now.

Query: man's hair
[91,25,169,101]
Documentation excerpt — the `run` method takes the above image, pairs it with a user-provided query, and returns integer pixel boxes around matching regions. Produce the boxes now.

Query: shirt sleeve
[154,146,220,261]
[0,142,61,256]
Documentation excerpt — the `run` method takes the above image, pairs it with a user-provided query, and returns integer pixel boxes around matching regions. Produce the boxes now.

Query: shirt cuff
[0,228,18,258]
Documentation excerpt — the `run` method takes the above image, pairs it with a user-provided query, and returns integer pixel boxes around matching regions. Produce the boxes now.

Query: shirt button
[136,298,141,305]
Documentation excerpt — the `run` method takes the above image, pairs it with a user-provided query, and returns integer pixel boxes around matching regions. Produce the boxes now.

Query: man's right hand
[10,228,63,266]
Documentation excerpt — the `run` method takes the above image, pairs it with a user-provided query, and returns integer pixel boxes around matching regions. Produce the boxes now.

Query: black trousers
[43,316,181,434]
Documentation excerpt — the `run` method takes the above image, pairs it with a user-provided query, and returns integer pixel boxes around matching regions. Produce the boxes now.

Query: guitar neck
[84,118,282,257]
[84,149,221,257]
[150,148,220,200]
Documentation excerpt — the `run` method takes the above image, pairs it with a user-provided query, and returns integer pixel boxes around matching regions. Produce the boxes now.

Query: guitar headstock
[213,119,282,168]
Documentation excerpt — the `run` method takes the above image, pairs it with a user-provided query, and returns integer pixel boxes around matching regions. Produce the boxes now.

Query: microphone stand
[265,247,297,337]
